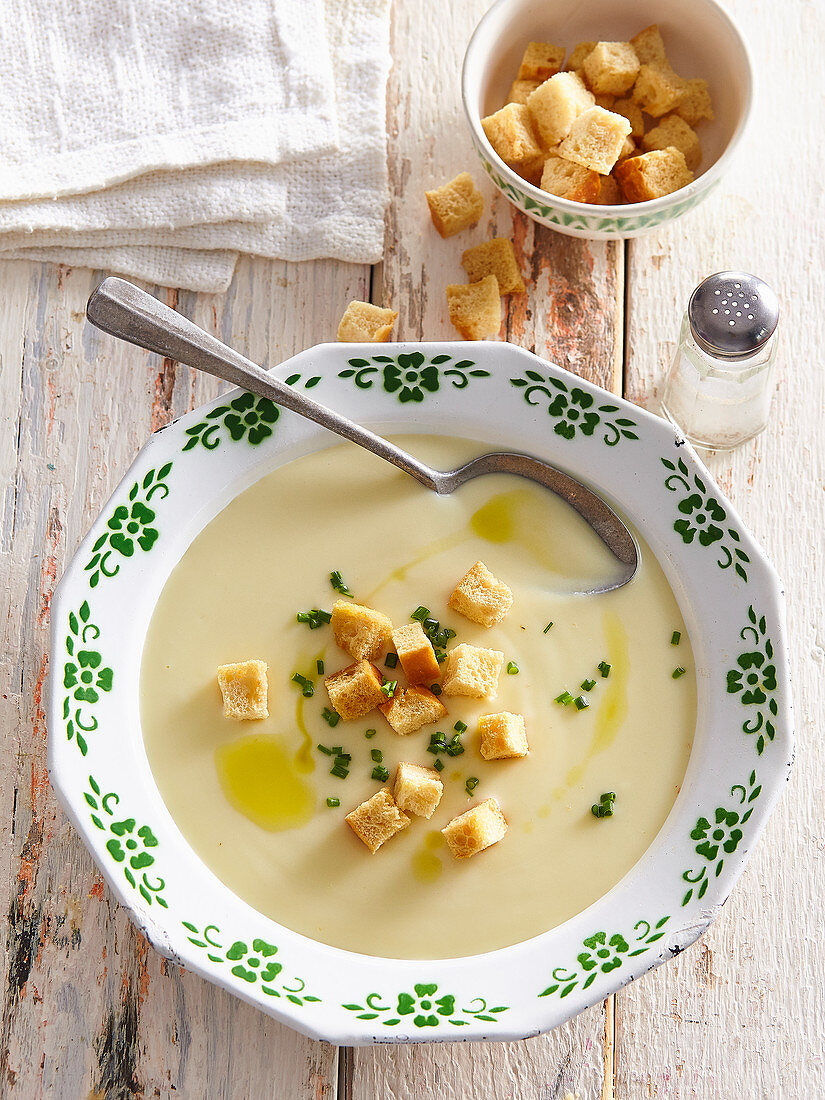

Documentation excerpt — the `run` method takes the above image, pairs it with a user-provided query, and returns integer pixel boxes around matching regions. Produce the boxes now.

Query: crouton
[448,560,513,627]
[594,93,616,110]
[527,72,594,146]
[441,643,504,699]
[446,276,501,341]
[442,798,508,859]
[479,712,529,760]
[566,41,596,71]
[642,114,701,171]
[336,301,397,343]
[632,64,688,118]
[508,78,541,105]
[558,106,632,175]
[518,41,566,82]
[346,787,410,853]
[217,660,269,720]
[597,174,623,205]
[391,622,441,685]
[674,78,715,126]
[380,685,447,735]
[614,147,694,202]
[611,97,645,138]
[617,135,636,162]
[331,600,393,662]
[425,172,484,238]
[325,660,387,721]
[630,24,667,67]
[582,42,640,96]
[481,103,544,174]
[393,762,444,819]
[539,154,601,203]
[461,238,525,295]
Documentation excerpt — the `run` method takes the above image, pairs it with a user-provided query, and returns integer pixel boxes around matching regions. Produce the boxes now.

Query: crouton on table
[337,301,397,343]
[446,276,502,341]
[425,173,484,238]
[461,239,525,296]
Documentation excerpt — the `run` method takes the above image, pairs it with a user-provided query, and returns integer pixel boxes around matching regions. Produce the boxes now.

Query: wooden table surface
[2,0,823,1096]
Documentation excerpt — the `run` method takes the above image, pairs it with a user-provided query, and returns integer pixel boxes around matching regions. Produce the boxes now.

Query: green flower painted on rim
[539,917,670,999]
[510,369,638,446]
[225,939,282,985]
[397,983,455,1028]
[343,986,509,1027]
[727,651,777,706]
[682,771,761,906]
[63,602,111,756]
[577,931,630,975]
[661,457,750,581]
[674,492,726,547]
[64,649,113,704]
[382,353,440,403]
[182,392,279,451]
[727,606,779,754]
[85,776,167,907]
[547,386,600,439]
[286,353,490,403]
[85,464,172,587]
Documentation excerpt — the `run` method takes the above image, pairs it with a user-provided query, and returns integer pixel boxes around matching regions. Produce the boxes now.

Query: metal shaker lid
[688,272,779,361]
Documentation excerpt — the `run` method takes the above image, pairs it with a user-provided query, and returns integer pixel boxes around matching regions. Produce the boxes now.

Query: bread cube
[217,660,269,720]
[441,643,504,699]
[617,135,636,162]
[508,78,541,105]
[527,72,594,147]
[448,560,513,627]
[481,103,544,173]
[582,42,640,96]
[558,107,632,175]
[391,622,441,684]
[566,41,596,71]
[611,97,645,138]
[642,114,701,171]
[331,600,393,662]
[597,174,623,205]
[337,301,397,343]
[461,239,525,296]
[325,660,387,721]
[446,276,501,341]
[675,78,715,126]
[479,711,529,760]
[442,798,508,859]
[630,24,667,67]
[393,762,444,819]
[632,64,688,118]
[518,41,565,82]
[425,173,484,238]
[380,685,447,735]
[614,147,693,202]
[539,155,600,203]
[594,93,615,110]
[346,787,410,853]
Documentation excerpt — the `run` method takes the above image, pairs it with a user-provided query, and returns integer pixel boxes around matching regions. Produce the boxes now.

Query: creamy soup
[141,436,695,959]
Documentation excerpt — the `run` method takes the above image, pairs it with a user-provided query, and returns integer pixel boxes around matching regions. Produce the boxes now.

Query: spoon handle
[86,277,441,491]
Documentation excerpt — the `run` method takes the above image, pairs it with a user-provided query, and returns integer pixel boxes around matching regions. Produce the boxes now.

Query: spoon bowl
[86,277,638,594]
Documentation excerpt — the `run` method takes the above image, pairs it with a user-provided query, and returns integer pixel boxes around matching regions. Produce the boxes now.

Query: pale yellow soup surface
[141,436,696,959]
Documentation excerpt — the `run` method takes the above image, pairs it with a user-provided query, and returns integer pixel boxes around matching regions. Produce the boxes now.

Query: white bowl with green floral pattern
[49,341,791,1044]
[462,0,753,238]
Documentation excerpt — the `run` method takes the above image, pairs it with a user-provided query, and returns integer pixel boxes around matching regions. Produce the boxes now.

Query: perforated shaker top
[688,272,779,361]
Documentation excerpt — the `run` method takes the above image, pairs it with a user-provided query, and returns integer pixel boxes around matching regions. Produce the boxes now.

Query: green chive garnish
[380,680,398,699]
[316,659,325,675]
[580,678,596,692]
[384,652,398,669]
[330,570,353,596]
[427,733,448,755]
[322,707,340,727]
[465,776,479,796]
[591,791,616,817]
[411,606,429,622]
[434,758,444,772]
[365,728,376,739]
[430,683,442,695]
[326,797,340,808]
[454,720,467,734]
[543,621,554,634]
[555,691,574,705]
[330,764,349,779]
[573,695,589,710]
[672,666,686,679]
[296,608,331,629]
[507,661,519,675]
[435,651,447,664]
[291,672,315,698]
[598,661,611,678]
[370,748,383,763]
[446,734,464,757]
[671,630,681,646]
[317,743,334,755]
[371,765,389,782]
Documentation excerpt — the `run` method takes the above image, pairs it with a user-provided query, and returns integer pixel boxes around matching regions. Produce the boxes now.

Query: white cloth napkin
[0,0,391,291]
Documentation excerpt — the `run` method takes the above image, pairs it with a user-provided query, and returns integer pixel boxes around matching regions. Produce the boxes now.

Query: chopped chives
[296,608,331,629]
[671,630,682,646]
[380,680,398,699]
[384,652,398,669]
[555,690,574,705]
[371,748,383,763]
[423,616,439,634]
[433,758,444,772]
[291,672,315,698]
[430,683,442,695]
[580,678,596,692]
[465,776,479,796]
[435,651,447,664]
[591,791,616,818]
[330,746,343,755]
[446,734,464,757]
[411,606,429,622]
[330,764,349,778]
[603,791,616,802]
[453,720,467,734]
[322,707,340,727]
[672,666,687,679]
[316,659,325,675]
[330,570,353,596]
[334,753,352,764]
[598,661,612,678]
[427,734,448,755]
[573,695,589,710]
[543,621,554,634]
[326,797,340,808]
[506,661,519,675]
[371,765,390,782]
[317,743,334,755]
[365,728,376,739]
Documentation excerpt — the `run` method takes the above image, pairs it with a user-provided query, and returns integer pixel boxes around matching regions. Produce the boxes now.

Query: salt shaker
[660,272,780,451]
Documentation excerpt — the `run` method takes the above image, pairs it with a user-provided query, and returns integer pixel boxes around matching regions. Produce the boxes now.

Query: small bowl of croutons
[462,0,753,238]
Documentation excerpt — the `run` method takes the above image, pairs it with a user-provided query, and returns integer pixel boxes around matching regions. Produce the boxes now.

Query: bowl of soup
[48,341,792,1043]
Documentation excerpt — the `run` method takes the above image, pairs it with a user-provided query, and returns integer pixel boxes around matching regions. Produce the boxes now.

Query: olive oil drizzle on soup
[141,437,695,959]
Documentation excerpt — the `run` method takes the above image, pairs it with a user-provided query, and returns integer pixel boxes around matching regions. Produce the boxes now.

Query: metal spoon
[86,277,638,593]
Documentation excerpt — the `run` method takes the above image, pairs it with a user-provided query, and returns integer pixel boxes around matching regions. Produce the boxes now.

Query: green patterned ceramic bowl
[49,341,791,1043]
[462,0,753,238]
